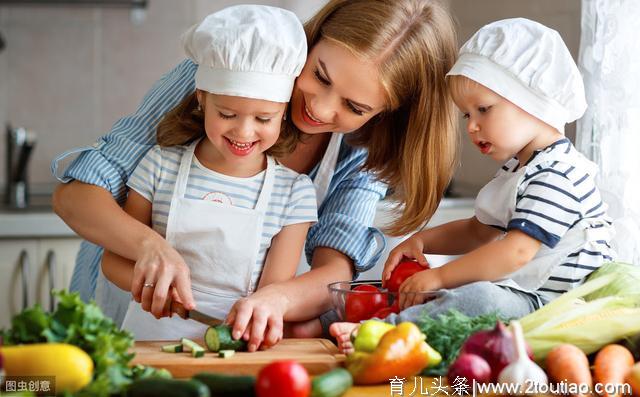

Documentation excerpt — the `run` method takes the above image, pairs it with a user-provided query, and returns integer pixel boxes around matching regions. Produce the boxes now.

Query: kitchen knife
[170,301,224,327]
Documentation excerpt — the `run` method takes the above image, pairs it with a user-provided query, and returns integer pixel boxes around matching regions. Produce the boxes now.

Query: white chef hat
[447,18,587,132]
[182,5,307,103]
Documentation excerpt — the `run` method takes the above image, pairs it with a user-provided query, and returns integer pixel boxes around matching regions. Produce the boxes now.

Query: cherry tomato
[256,360,311,397]
[345,284,388,322]
[385,259,429,292]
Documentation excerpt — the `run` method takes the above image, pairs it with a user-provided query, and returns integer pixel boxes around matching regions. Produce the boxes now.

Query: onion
[447,353,492,385]
[461,321,533,382]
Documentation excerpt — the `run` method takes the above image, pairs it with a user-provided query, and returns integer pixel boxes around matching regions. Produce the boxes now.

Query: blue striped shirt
[500,138,614,301]
[51,59,388,323]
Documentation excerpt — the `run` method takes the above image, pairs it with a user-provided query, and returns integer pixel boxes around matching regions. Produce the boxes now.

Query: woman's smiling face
[290,38,388,134]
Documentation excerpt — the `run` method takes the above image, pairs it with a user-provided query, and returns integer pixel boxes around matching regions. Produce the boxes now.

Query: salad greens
[415,309,508,376]
[1,290,170,396]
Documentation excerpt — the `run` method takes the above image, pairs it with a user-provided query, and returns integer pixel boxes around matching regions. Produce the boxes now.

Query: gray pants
[320,281,542,336]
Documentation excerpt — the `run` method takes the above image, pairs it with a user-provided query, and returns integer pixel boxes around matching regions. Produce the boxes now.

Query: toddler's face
[451,79,546,164]
[197,92,286,166]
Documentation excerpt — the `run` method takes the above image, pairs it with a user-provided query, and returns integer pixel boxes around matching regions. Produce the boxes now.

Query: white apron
[122,141,275,340]
[475,152,613,294]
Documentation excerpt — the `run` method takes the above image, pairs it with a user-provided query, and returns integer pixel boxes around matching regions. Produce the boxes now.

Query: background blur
[0,0,581,196]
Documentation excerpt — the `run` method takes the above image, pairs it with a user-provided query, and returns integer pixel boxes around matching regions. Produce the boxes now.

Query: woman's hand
[225,284,290,352]
[382,234,428,286]
[131,236,196,318]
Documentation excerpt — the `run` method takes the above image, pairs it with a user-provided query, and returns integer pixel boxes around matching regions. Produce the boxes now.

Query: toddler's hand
[398,269,443,309]
[382,235,428,286]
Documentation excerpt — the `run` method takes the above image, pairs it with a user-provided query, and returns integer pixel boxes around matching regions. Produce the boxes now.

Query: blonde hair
[447,74,481,105]
[303,0,459,236]
[156,92,298,158]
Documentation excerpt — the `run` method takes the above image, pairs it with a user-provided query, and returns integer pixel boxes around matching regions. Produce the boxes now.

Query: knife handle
[170,301,189,319]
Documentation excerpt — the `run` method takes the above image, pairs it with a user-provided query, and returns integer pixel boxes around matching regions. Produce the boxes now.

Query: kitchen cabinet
[0,238,82,329]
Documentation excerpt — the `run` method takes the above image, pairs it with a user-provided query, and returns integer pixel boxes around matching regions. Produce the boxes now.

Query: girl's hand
[225,285,289,352]
[382,234,428,286]
[398,268,443,309]
[131,237,195,318]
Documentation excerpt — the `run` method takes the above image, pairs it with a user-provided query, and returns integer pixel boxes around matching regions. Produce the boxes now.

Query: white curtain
[577,0,640,265]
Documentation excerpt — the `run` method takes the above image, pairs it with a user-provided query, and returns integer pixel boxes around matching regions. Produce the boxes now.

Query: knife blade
[170,301,224,327]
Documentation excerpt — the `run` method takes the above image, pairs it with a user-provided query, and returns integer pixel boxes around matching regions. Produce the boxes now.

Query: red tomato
[385,259,429,292]
[256,360,311,397]
[371,300,400,319]
[345,284,388,322]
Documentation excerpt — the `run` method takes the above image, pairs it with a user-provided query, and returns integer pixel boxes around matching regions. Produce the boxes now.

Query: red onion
[460,321,533,382]
[447,353,492,386]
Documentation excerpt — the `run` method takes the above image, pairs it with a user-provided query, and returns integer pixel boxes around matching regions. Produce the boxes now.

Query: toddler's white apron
[122,141,275,340]
[474,152,613,294]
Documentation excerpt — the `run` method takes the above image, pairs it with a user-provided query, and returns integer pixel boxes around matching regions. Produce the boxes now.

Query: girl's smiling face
[290,38,388,134]
[197,91,286,175]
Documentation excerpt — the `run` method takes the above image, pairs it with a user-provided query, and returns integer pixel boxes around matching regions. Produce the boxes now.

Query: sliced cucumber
[161,343,184,353]
[204,325,247,352]
[192,372,255,397]
[311,368,353,397]
[218,350,235,358]
[181,338,206,358]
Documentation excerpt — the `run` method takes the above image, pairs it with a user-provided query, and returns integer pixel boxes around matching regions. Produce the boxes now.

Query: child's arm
[418,216,502,254]
[398,229,541,308]
[383,216,502,282]
[101,190,153,291]
[256,222,311,288]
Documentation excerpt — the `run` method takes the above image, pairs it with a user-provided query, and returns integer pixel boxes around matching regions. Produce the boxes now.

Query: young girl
[331,18,615,351]
[101,5,317,340]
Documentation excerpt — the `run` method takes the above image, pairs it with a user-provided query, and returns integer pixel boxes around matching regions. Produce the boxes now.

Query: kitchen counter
[0,193,76,238]
[0,196,474,239]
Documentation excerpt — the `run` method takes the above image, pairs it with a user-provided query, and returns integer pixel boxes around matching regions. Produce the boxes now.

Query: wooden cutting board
[130,338,346,378]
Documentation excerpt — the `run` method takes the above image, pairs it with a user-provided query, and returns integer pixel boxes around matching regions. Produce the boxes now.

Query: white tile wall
[0,0,582,195]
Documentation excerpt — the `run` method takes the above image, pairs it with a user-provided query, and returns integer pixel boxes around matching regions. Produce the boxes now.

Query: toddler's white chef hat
[182,5,307,103]
[447,18,587,132]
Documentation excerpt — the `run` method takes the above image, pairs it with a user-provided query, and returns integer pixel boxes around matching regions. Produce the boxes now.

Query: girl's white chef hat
[182,5,307,103]
[447,18,587,132]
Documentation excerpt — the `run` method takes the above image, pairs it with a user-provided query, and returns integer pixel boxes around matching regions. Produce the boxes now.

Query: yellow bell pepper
[346,322,439,385]
[1,343,94,393]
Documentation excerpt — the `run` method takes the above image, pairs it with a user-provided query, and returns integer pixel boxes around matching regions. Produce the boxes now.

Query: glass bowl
[328,280,441,322]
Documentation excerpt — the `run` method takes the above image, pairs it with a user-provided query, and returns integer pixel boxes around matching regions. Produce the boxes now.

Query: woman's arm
[100,189,152,291]
[257,222,311,288]
[54,181,162,260]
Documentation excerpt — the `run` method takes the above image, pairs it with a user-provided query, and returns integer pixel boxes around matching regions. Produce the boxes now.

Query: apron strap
[254,155,275,212]
[314,133,342,205]
[173,140,198,198]
[166,140,198,237]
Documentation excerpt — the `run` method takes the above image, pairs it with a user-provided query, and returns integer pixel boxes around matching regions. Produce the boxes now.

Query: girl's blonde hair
[304,0,460,236]
[156,91,298,158]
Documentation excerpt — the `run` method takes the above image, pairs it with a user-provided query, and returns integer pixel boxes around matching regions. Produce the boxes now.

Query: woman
[52,0,458,351]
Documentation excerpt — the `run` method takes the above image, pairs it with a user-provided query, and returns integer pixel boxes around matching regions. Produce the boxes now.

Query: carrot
[546,343,592,397]
[594,344,635,397]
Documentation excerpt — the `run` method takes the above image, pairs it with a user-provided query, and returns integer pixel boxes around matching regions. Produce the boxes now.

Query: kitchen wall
[0,0,580,195]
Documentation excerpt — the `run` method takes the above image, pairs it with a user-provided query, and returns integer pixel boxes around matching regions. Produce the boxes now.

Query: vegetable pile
[0,290,169,396]
[520,263,640,360]
[414,309,507,376]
